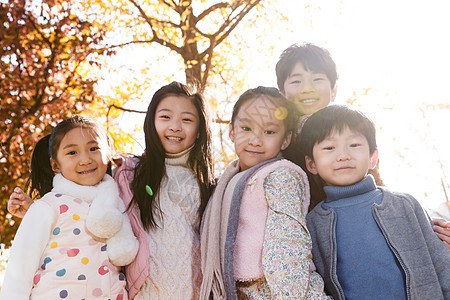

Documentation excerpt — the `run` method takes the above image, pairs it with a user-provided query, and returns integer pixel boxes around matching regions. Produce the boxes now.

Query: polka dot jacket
[31,192,127,300]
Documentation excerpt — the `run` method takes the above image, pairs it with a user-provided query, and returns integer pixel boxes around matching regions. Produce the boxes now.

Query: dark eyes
[159,115,192,122]
[240,127,277,134]
[290,74,326,84]
[66,146,99,155]
[322,144,361,150]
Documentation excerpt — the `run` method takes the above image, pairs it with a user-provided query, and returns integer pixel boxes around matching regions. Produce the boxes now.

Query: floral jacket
[223,158,329,299]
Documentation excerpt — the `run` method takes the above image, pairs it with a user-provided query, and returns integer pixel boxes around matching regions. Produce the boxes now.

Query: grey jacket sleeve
[406,193,450,298]
[376,189,450,299]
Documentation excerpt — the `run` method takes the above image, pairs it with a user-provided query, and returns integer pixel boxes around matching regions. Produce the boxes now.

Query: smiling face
[230,96,291,171]
[282,62,337,115]
[305,126,378,186]
[154,95,200,154]
[51,127,109,186]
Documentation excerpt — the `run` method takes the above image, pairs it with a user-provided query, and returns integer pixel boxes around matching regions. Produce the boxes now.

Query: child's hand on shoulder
[432,217,450,249]
[8,187,33,218]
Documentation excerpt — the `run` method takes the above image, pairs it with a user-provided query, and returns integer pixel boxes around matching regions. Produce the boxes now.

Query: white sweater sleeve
[0,200,53,300]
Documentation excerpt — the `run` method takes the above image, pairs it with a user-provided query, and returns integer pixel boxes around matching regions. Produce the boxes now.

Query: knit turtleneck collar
[324,175,376,203]
[165,144,193,167]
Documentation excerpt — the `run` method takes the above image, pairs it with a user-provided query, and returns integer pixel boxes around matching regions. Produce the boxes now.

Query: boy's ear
[50,158,61,173]
[229,123,235,142]
[281,131,292,150]
[369,149,379,169]
[305,156,318,175]
[331,85,338,102]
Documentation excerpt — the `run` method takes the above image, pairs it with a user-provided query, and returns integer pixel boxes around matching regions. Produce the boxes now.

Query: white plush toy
[53,173,139,266]
[85,174,139,266]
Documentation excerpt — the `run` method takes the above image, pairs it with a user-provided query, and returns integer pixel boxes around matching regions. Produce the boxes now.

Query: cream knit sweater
[134,148,202,300]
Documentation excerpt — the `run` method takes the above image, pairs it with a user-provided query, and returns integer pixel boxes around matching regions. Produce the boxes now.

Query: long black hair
[24,115,111,199]
[24,135,54,199]
[130,81,215,230]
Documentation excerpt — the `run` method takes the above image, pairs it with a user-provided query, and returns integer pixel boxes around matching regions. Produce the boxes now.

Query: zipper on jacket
[372,207,411,300]
[330,210,346,299]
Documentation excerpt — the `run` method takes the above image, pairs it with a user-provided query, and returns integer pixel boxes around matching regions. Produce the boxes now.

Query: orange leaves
[0,0,108,245]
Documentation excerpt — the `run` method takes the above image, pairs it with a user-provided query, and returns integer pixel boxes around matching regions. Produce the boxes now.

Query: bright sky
[256,0,450,216]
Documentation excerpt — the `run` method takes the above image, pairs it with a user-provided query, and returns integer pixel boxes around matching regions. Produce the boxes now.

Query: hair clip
[145,185,153,196]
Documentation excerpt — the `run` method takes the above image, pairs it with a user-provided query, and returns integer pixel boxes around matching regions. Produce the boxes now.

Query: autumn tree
[0,0,109,245]
[0,0,289,244]
[79,0,278,162]
[84,0,263,90]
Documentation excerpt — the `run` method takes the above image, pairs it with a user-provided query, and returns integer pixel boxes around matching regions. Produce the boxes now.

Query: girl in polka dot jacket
[0,116,138,300]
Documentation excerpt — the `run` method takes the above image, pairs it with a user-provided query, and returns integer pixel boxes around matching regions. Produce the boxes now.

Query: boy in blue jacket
[301,104,450,300]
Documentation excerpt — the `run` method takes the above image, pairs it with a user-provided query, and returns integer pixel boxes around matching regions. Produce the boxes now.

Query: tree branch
[196,2,229,21]
[197,0,261,61]
[162,0,177,10]
[109,39,155,48]
[214,0,262,47]
[109,104,146,114]
[127,0,180,28]
[213,117,230,124]
[126,0,182,53]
